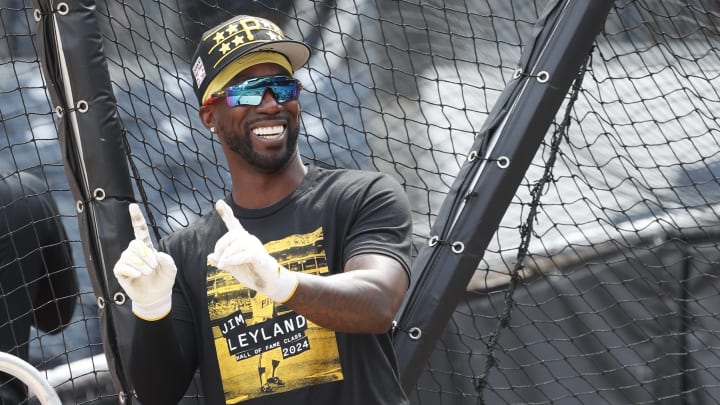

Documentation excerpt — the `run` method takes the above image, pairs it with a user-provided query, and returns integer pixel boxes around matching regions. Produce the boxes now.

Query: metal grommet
[428,235,439,247]
[97,296,105,309]
[536,71,549,83]
[451,241,465,254]
[76,100,89,113]
[57,2,69,15]
[118,390,127,404]
[76,200,84,213]
[497,156,510,168]
[93,188,106,201]
[467,150,478,162]
[33,9,41,22]
[114,292,126,305]
[513,68,523,79]
[408,327,422,340]
[55,106,63,118]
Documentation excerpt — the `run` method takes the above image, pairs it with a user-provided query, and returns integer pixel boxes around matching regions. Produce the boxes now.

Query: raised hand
[113,203,177,320]
[207,200,298,303]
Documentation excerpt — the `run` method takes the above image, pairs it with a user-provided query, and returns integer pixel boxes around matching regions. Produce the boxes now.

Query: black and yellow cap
[191,15,311,105]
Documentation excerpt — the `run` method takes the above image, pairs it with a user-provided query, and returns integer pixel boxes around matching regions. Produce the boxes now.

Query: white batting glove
[113,203,177,321]
[207,200,298,303]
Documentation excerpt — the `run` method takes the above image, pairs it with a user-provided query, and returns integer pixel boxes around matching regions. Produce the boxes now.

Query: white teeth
[252,125,285,139]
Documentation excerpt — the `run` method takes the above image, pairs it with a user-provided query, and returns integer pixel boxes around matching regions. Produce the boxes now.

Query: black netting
[2,0,719,403]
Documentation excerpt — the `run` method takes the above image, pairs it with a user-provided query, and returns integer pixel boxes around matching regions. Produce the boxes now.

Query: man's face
[211,63,301,173]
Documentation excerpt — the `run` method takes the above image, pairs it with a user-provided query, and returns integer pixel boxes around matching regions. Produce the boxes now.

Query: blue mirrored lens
[224,76,300,107]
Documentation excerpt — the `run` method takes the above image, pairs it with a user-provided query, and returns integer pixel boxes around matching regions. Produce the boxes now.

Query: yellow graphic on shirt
[207,227,343,404]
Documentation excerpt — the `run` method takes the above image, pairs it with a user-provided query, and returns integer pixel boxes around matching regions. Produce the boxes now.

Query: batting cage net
[1,0,719,403]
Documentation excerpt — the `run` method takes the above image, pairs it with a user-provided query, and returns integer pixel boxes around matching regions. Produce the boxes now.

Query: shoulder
[307,167,410,217]
[309,167,411,225]
[311,166,405,195]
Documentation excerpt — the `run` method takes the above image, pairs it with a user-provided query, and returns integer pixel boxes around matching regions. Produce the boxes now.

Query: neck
[229,153,307,209]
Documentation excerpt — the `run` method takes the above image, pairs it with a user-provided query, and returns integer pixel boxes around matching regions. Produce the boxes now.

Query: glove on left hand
[207,200,298,303]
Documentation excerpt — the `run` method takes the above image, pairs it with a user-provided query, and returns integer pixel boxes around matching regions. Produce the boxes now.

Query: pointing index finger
[129,203,153,248]
[215,199,243,232]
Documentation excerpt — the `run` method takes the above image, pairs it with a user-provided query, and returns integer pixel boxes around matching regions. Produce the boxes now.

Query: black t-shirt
[0,171,77,401]
[131,166,412,404]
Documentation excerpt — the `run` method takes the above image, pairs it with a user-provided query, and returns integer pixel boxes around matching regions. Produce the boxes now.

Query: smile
[252,125,285,141]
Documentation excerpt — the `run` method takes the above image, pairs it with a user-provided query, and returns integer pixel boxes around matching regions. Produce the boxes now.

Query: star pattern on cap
[232,36,245,47]
[212,19,286,56]
[213,31,225,44]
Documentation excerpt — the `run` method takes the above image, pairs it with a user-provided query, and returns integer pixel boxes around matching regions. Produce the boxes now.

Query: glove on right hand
[113,203,177,321]
[207,200,298,303]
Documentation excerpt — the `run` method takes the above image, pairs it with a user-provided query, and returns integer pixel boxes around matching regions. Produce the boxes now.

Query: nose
[256,88,282,111]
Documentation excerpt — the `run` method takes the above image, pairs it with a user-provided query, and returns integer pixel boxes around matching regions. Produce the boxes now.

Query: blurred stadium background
[1,0,719,403]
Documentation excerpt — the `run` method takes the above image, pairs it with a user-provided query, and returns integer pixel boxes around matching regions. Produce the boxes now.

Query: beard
[220,122,300,172]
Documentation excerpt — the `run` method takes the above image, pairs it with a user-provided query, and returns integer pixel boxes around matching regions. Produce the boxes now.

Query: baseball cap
[191,15,311,105]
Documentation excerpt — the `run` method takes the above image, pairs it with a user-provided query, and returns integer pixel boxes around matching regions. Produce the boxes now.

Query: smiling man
[114,14,412,405]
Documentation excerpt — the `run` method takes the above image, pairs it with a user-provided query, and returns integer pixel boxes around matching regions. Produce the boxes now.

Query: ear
[199,104,215,132]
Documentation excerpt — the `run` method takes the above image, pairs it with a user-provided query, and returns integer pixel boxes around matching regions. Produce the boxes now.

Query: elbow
[373,313,397,334]
[370,294,405,334]
[374,269,409,333]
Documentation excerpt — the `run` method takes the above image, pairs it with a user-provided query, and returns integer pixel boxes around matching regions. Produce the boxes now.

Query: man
[114,14,412,404]
[0,171,78,403]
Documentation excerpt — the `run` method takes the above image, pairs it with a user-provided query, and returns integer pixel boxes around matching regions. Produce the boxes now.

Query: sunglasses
[206,75,302,107]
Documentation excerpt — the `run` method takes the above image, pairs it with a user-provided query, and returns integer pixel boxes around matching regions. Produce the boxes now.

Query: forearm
[287,268,406,334]
[130,316,195,404]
